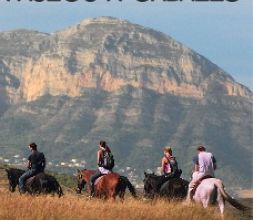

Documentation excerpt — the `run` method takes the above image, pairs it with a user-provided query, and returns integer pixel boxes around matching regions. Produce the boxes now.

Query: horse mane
[146,173,167,182]
[6,167,25,177]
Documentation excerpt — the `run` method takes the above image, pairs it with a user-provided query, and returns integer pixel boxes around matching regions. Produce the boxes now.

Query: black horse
[6,168,63,197]
[143,172,189,199]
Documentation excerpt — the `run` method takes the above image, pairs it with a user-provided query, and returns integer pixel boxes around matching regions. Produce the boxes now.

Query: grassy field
[0,190,252,220]
[0,166,252,220]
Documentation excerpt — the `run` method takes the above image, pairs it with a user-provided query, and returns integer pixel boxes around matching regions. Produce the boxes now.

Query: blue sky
[0,0,252,90]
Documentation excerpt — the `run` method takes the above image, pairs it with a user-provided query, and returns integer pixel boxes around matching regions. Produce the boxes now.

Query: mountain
[0,17,252,187]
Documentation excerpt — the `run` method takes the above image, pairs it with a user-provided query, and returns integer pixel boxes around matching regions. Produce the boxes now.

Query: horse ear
[144,171,147,177]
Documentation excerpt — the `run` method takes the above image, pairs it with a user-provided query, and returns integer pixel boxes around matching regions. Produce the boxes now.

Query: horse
[143,172,189,199]
[5,168,63,197]
[76,169,137,201]
[189,173,251,215]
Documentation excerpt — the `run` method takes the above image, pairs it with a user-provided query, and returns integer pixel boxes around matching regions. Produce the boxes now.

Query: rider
[89,140,114,197]
[185,145,216,202]
[18,143,46,193]
[161,146,181,178]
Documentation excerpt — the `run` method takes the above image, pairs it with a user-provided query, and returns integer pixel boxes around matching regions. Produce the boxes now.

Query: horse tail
[120,176,137,198]
[214,180,251,211]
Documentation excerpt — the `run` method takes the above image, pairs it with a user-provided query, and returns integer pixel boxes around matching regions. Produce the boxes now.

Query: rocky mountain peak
[0,17,252,103]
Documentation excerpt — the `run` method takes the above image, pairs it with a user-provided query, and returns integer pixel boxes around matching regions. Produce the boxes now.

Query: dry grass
[0,191,251,220]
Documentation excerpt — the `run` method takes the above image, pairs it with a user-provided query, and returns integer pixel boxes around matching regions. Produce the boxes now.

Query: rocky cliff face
[0,17,252,187]
[0,17,251,103]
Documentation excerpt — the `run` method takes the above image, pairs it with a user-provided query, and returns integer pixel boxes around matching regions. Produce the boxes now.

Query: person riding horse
[143,146,184,198]
[19,143,46,193]
[89,140,114,197]
[159,146,182,194]
[161,146,182,178]
[185,145,217,203]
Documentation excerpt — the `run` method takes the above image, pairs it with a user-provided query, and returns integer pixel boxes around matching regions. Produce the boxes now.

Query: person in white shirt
[185,145,217,202]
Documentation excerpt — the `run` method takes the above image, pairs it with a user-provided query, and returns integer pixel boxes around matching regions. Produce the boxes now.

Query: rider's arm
[97,150,102,166]
[161,157,166,173]
[27,155,32,169]
[27,160,31,169]
[41,154,46,169]
[194,164,199,172]
[192,155,199,172]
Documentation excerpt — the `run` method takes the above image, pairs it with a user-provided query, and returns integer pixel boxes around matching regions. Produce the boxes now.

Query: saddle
[26,172,47,187]
[26,176,37,185]
[191,175,213,196]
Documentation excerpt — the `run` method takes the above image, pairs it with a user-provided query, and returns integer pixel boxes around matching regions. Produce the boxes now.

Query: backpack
[102,151,115,170]
[169,157,181,177]
[37,152,46,172]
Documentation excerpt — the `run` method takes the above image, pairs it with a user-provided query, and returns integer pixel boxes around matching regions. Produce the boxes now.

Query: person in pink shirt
[161,146,182,178]
[161,146,173,175]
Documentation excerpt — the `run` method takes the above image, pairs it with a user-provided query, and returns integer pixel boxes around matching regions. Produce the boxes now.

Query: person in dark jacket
[18,143,46,193]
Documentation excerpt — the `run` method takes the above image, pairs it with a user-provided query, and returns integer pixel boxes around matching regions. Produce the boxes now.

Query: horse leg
[202,189,212,208]
[217,189,225,216]
[112,194,116,202]
[109,192,116,202]
[119,190,125,202]
[9,184,15,192]
[194,187,210,208]
[108,188,116,202]
[202,196,210,208]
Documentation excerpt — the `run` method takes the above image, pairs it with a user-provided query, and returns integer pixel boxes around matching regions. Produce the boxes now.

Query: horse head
[5,168,18,192]
[76,169,86,194]
[143,172,158,198]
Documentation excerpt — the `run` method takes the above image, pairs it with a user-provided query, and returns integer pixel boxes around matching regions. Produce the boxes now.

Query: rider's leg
[89,170,102,196]
[185,172,204,202]
[18,169,36,192]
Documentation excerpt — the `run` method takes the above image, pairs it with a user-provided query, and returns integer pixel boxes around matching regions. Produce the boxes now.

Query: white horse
[192,174,250,215]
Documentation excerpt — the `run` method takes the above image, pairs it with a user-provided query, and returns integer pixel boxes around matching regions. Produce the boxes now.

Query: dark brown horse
[76,169,137,201]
